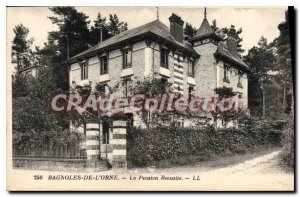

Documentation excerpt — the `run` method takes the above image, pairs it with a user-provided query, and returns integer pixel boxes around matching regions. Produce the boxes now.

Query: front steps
[86,159,110,171]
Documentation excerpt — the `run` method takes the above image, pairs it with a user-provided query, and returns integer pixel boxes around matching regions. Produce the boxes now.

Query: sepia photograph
[6,5,295,191]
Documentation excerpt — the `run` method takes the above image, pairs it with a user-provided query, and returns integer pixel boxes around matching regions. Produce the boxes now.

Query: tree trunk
[291,83,294,112]
[277,90,280,114]
[16,56,20,75]
[283,79,286,113]
[262,82,266,119]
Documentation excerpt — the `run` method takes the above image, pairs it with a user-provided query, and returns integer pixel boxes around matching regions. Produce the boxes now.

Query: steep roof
[195,18,213,38]
[69,19,198,62]
[214,41,251,72]
[189,17,222,42]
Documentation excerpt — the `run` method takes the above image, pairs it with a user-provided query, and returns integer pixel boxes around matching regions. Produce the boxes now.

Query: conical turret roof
[195,18,213,38]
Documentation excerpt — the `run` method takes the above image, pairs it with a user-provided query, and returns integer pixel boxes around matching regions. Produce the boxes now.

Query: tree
[221,25,244,53]
[280,106,294,170]
[184,22,196,41]
[13,66,84,153]
[12,74,29,98]
[47,7,92,91]
[212,87,243,128]
[90,13,111,46]
[211,20,245,53]
[11,24,34,74]
[48,7,91,59]
[211,19,218,32]
[107,14,128,36]
[245,36,276,118]
[272,10,292,114]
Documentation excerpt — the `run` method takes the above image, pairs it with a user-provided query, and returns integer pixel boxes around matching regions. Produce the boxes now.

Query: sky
[7,6,287,64]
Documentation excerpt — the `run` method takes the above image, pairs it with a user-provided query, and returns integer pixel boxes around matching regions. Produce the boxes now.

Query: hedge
[127,121,282,167]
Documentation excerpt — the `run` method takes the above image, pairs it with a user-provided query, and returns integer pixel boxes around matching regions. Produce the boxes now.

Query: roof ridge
[69,19,199,61]
[93,19,160,48]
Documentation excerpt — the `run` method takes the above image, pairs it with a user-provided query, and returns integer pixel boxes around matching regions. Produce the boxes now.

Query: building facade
[68,11,251,165]
[69,12,250,108]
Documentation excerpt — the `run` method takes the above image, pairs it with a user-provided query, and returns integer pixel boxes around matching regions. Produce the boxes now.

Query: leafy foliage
[127,122,281,167]
[90,13,111,45]
[245,37,276,116]
[12,67,84,152]
[212,87,243,128]
[211,19,245,53]
[11,24,34,73]
[107,14,128,36]
[90,13,128,46]
[48,7,91,59]
[184,22,197,41]
[280,109,294,170]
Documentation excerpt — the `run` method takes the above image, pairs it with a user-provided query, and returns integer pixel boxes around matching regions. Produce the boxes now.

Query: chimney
[99,24,103,43]
[169,13,184,43]
[227,29,239,57]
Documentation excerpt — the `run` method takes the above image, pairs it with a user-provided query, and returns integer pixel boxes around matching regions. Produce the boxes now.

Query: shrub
[280,112,294,170]
[127,120,281,168]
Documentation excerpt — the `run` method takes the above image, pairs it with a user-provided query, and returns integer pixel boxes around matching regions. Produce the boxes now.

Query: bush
[280,112,294,170]
[127,119,282,168]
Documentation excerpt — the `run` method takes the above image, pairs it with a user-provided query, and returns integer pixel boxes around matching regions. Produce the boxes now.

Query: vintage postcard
[6,6,295,191]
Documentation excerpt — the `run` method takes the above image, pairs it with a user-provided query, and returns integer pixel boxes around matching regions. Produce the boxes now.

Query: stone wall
[69,39,198,98]
[216,60,248,108]
[69,41,147,91]
[150,42,191,97]
[193,42,218,97]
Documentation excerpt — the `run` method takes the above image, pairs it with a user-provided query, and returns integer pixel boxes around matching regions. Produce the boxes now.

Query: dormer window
[81,61,88,79]
[122,48,132,69]
[160,47,169,68]
[188,58,195,77]
[100,56,108,75]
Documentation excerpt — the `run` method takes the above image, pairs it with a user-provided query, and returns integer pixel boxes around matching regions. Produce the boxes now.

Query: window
[237,72,243,88]
[177,55,181,63]
[223,64,229,83]
[81,62,88,79]
[188,86,194,101]
[122,48,132,69]
[160,48,169,68]
[122,77,131,97]
[100,56,108,74]
[188,59,195,77]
